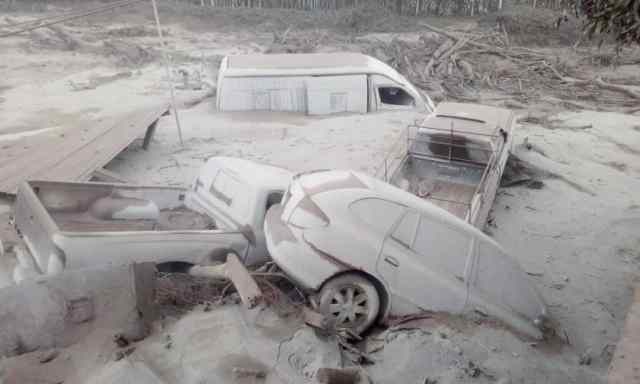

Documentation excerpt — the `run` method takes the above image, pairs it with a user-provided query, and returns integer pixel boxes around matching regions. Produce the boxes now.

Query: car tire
[318,274,380,335]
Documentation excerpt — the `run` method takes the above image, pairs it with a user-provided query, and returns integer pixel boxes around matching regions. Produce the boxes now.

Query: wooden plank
[608,286,640,384]
[226,253,263,309]
[92,168,129,183]
[0,103,169,195]
[302,306,328,329]
[187,253,263,309]
[41,104,170,182]
[142,120,158,150]
[131,262,158,336]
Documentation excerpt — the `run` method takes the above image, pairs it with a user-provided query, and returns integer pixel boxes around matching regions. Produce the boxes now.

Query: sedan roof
[295,170,487,237]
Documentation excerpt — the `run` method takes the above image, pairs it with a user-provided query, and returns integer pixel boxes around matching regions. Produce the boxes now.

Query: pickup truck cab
[13,157,291,280]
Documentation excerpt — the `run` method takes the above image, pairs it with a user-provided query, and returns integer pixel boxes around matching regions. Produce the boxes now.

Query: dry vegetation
[3,1,639,114]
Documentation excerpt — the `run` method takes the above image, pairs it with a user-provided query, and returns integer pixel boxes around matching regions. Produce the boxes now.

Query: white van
[216,52,435,115]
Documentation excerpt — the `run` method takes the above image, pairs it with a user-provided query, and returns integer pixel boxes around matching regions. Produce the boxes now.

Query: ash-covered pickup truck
[378,103,515,229]
[12,157,291,280]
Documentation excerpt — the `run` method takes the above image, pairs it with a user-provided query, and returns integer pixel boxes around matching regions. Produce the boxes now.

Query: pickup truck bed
[390,156,484,220]
[14,180,249,275]
[13,157,293,279]
[50,207,215,232]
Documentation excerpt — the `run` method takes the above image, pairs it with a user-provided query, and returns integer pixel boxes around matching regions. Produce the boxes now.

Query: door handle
[384,255,399,267]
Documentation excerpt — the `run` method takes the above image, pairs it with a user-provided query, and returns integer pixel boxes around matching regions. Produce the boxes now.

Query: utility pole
[151,0,184,145]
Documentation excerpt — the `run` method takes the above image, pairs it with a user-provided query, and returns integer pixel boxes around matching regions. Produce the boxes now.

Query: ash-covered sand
[0,4,639,383]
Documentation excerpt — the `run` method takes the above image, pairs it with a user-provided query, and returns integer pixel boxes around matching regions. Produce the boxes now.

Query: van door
[306,75,367,115]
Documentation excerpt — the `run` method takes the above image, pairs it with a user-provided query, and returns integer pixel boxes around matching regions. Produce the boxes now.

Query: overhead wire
[0,0,138,30]
[0,0,147,38]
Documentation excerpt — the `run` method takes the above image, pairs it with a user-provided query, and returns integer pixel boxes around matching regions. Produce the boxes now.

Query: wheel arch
[156,261,194,273]
[319,269,391,324]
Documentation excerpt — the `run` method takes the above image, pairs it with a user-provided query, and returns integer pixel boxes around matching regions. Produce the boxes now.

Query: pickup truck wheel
[318,274,380,335]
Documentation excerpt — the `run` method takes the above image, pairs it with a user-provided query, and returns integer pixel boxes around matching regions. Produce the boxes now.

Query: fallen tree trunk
[594,76,640,99]
[544,62,640,100]
[434,37,469,72]
[419,22,547,60]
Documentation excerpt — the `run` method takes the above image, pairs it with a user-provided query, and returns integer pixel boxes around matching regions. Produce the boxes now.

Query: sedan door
[377,211,473,315]
[467,237,546,323]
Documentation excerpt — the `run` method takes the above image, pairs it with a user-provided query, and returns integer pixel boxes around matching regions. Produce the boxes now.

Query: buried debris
[316,367,371,384]
[232,366,267,380]
[188,253,264,309]
[0,263,156,358]
[37,349,60,364]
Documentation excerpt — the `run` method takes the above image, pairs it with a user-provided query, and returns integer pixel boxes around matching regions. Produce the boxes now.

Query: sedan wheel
[318,274,380,335]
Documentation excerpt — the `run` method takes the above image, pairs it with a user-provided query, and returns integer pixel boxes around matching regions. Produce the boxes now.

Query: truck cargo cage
[376,119,500,182]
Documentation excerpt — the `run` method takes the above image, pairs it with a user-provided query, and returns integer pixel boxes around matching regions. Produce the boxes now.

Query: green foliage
[582,0,640,44]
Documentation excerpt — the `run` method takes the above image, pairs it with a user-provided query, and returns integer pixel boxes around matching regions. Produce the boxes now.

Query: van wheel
[318,274,380,335]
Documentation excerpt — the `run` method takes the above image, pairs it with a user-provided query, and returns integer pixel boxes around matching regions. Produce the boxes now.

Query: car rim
[328,285,369,327]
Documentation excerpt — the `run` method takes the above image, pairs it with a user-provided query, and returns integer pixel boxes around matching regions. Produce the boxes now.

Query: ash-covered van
[216,52,435,115]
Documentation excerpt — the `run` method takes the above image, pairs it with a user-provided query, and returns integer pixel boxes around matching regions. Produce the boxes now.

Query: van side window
[392,211,419,247]
[412,216,471,278]
[378,87,415,106]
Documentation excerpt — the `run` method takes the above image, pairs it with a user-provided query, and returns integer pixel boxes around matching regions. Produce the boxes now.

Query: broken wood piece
[425,39,453,76]
[302,306,327,329]
[594,76,640,99]
[142,120,158,150]
[438,37,470,66]
[608,286,640,384]
[458,59,474,79]
[403,55,417,79]
[189,255,263,309]
[419,22,460,42]
[432,39,454,59]
[226,253,263,309]
[232,366,267,379]
[188,263,227,279]
[316,367,363,384]
[503,100,526,109]
[92,168,129,183]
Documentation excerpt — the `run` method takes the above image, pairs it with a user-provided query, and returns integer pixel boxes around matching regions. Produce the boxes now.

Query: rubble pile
[356,23,640,111]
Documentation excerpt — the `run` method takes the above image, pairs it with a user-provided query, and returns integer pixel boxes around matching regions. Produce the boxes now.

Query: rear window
[209,170,250,220]
[413,132,492,164]
[288,196,329,229]
[349,198,405,234]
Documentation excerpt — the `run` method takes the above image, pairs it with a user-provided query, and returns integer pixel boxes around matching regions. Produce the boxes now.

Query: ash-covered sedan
[264,170,548,338]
